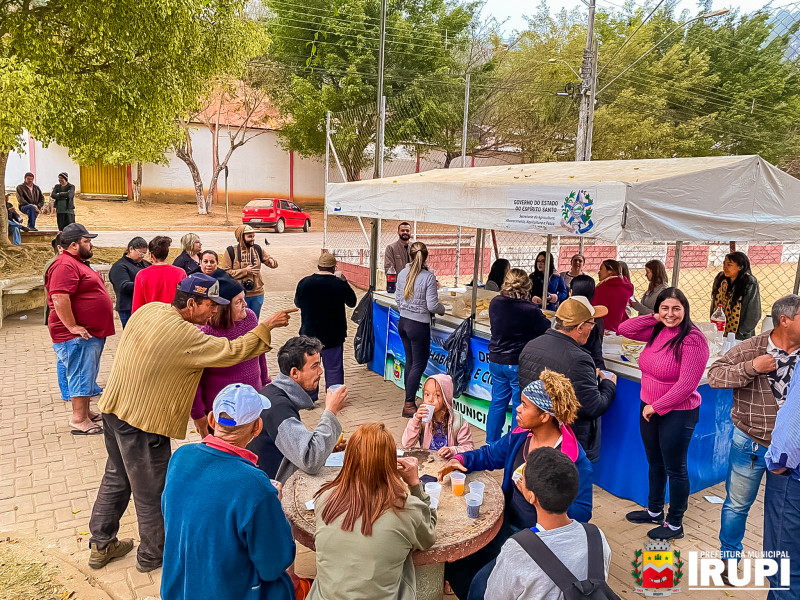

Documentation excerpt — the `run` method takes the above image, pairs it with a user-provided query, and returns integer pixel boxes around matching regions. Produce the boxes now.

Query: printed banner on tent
[505,186,597,234]
[385,309,512,433]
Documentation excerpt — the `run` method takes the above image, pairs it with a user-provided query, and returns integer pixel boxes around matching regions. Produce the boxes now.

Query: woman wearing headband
[437,369,593,599]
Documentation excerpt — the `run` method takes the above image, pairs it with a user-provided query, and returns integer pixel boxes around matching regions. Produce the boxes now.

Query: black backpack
[511,523,621,600]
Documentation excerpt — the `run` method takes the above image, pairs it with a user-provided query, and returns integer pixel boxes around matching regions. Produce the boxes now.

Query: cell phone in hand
[420,474,437,485]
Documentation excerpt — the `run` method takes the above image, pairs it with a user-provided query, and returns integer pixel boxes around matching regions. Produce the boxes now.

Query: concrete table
[282,448,504,600]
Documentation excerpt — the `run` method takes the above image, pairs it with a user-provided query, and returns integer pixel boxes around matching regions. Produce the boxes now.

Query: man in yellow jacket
[87,273,296,573]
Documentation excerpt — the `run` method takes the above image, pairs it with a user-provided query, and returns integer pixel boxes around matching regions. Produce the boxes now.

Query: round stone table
[282,448,504,600]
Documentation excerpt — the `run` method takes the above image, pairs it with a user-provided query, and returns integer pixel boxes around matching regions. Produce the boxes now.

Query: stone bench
[21,230,59,244]
[0,277,45,329]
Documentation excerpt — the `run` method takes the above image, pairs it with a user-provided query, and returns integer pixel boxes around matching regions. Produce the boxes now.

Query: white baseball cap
[212,384,271,427]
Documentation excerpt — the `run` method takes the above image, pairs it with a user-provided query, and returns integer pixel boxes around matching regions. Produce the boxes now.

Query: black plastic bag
[442,317,473,398]
[353,289,374,364]
[351,288,373,323]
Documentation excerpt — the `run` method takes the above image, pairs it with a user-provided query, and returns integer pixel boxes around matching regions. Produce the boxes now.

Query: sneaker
[88,538,134,569]
[136,560,162,573]
[647,524,684,540]
[401,402,417,418]
[625,509,663,524]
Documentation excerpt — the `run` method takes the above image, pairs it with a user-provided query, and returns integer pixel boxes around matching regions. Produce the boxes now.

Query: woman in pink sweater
[617,287,709,541]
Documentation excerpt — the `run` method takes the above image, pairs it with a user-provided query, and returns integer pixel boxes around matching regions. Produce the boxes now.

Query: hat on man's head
[318,252,337,268]
[212,384,271,427]
[555,296,608,326]
[216,275,245,301]
[241,225,256,235]
[58,172,69,181]
[177,273,230,305]
[60,223,98,245]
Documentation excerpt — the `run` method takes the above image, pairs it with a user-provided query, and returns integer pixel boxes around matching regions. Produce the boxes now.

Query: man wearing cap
[45,223,114,435]
[87,272,296,573]
[16,172,45,230]
[221,224,277,318]
[294,253,357,399]
[161,384,296,600]
[518,296,617,462]
[51,172,76,231]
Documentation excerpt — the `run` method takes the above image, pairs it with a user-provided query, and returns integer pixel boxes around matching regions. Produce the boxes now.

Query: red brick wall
[558,245,617,272]
[665,245,709,269]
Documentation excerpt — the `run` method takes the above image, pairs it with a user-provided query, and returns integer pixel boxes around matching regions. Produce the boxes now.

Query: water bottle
[386,265,397,294]
[711,305,727,332]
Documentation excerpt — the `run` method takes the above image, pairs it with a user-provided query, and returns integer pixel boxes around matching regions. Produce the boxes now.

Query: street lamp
[548,58,581,79]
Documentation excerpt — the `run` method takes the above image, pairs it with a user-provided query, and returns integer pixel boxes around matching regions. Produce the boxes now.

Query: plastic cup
[469,481,485,503]
[450,472,466,496]
[425,482,442,509]
[465,493,482,518]
[328,384,343,392]
[421,404,434,423]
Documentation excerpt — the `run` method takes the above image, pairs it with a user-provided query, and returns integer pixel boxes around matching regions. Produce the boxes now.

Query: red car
[242,198,311,233]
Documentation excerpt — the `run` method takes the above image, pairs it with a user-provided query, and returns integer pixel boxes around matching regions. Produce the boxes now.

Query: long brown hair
[645,259,668,294]
[403,242,429,300]
[316,423,408,535]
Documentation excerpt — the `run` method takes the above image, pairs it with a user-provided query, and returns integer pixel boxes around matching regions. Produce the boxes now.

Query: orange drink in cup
[450,472,466,496]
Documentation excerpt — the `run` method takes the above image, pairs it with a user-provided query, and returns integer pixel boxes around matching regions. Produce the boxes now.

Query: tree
[174,75,274,214]
[0,0,264,242]
[264,0,477,180]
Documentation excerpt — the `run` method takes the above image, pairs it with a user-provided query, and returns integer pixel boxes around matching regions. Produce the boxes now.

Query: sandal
[90,414,102,423]
[71,424,103,436]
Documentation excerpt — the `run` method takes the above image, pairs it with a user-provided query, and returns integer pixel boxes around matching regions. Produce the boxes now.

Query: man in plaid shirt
[708,294,800,583]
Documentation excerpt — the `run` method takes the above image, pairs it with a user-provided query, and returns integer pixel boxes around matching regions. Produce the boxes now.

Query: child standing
[401,374,474,458]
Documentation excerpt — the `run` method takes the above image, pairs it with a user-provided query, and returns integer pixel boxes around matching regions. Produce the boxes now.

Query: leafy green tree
[264,0,477,180]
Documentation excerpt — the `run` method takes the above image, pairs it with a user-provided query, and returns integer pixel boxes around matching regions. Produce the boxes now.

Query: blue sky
[483,0,787,34]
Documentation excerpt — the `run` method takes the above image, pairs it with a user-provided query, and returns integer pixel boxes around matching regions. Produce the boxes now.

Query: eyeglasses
[582,320,596,327]
[136,249,147,255]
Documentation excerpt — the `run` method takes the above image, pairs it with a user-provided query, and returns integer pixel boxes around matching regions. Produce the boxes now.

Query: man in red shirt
[131,236,185,312]
[45,223,115,435]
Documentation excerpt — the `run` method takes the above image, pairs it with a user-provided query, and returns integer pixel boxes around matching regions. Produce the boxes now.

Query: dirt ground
[0,539,111,600]
[26,199,325,232]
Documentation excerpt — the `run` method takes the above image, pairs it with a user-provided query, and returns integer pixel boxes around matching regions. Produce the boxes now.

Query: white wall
[5,136,82,193]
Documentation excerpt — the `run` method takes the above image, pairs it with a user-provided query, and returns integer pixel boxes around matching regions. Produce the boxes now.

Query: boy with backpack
[469,447,617,600]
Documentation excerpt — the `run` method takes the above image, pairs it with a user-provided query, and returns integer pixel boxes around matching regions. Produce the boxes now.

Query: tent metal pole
[793,255,800,295]
[672,241,683,288]
[369,219,379,289]
[323,111,330,250]
[543,235,553,306]
[455,226,462,286]
[478,227,486,284]
[471,229,484,319]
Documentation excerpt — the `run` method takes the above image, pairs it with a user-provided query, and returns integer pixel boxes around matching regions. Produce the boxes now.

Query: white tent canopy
[325,155,800,242]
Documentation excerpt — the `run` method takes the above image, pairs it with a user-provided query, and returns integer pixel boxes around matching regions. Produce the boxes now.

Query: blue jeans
[310,345,345,403]
[764,471,800,599]
[467,558,496,600]
[57,358,71,401]
[118,310,131,328]
[245,294,264,319]
[53,337,105,397]
[720,427,768,560]
[486,362,520,443]
[20,204,37,228]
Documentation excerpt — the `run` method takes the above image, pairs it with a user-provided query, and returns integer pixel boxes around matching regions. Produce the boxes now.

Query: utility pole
[576,0,596,162]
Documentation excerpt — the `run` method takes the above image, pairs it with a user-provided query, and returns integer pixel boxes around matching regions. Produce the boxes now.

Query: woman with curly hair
[487,268,551,443]
[710,251,762,340]
[438,369,593,599]
[308,423,437,600]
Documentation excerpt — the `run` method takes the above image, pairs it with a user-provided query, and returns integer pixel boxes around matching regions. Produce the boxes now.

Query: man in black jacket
[108,237,151,327]
[294,252,357,400]
[16,172,45,230]
[519,296,617,462]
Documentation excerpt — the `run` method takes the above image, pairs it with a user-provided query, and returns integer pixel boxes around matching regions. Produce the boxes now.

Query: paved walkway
[0,294,767,599]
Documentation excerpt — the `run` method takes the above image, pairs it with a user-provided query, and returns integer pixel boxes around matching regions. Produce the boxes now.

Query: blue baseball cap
[212,384,271,427]
[177,273,229,305]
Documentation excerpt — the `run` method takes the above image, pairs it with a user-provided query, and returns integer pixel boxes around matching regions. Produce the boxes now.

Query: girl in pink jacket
[401,374,474,458]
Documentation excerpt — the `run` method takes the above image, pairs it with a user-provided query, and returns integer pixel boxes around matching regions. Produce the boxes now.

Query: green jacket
[51,183,75,214]
[308,483,437,600]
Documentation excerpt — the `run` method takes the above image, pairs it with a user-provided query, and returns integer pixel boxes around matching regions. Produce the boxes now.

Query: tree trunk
[133,162,143,203]
[205,166,222,213]
[0,152,10,246]
[175,148,207,214]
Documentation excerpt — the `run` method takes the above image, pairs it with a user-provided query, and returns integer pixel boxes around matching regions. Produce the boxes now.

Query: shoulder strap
[511,528,579,593]
[226,245,236,264]
[581,523,605,581]
[254,243,264,263]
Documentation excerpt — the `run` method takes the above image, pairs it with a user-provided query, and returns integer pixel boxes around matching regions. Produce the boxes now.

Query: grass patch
[0,542,69,600]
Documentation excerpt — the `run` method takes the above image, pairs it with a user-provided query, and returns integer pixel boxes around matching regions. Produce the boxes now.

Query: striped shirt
[766,370,800,480]
[98,302,272,439]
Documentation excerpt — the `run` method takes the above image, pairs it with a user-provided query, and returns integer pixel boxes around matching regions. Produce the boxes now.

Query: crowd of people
[34,218,798,599]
